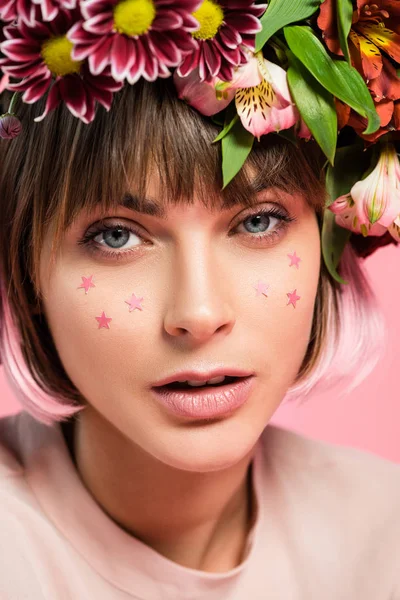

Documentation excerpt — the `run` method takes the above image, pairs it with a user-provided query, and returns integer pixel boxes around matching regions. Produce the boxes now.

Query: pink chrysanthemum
[0,8,123,122]
[0,0,36,26]
[0,71,9,92]
[176,0,267,83]
[0,0,75,24]
[32,0,77,22]
[0,25,9,92]
[68,0,202,84]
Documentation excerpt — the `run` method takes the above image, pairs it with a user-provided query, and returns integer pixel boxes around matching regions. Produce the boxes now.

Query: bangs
[0,77,326,297]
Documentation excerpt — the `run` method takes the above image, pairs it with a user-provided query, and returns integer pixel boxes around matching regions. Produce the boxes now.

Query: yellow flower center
[41,36,82,77]
[113,0,156,37]
[192,0,224,40]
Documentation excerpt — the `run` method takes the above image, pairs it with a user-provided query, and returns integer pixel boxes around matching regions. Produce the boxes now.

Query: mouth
[151,375,255,419]
[157,375,246,392]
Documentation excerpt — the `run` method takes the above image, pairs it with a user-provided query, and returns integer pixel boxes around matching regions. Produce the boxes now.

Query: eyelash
[77,207,297,262]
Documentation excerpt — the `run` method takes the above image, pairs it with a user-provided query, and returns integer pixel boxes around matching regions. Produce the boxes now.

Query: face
[39,172,321,473]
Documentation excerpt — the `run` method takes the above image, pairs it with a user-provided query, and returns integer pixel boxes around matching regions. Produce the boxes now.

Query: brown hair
[0,77,374,422]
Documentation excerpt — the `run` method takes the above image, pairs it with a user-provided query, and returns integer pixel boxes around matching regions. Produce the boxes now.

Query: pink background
[1,244,399,462]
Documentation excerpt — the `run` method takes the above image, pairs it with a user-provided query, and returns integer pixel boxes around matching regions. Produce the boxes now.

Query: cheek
[242,238,320,386]
[41,266,153,398]
[40,223,320,402]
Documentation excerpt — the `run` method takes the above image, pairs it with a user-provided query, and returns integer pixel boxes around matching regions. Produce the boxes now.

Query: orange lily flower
[318,0,400,139]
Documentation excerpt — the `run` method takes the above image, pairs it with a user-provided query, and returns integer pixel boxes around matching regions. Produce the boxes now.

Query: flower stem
[8,92,21,115]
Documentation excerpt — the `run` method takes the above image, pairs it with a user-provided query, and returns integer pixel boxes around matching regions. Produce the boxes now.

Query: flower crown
[0,0,399,285]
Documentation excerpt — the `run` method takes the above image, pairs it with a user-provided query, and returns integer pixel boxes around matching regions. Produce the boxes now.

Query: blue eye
[77,221,146,261]
[78,207,296,261]
[233,207,296,244]
[93,226,140,250]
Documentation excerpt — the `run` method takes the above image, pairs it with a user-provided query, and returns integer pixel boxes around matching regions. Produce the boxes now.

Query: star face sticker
[288,251,301,269]
[95,311,112,329]
[125,293,144,312]
[254,280,270,297]
[287,289,301,309]
[78,275,96,294]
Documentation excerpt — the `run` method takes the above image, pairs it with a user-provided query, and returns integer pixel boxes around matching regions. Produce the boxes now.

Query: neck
[62,407,257,572]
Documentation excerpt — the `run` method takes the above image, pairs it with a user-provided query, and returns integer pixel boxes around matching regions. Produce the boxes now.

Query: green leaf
[213,113,239,143]
[284,25,380,135]
[221,119,254,189]
[325,143,371,206]
[255,0,322,52]
[321,210,351,284]
[337,0,353,63]
[287,51,337,165]
[321,144,372,284]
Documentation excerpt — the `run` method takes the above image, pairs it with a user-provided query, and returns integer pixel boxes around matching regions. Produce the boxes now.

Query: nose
[163,242,236,343]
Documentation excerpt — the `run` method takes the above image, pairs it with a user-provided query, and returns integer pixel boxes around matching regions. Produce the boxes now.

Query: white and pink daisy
[177,0,267,83]
[0,7,123,122]
[67,0,202,84]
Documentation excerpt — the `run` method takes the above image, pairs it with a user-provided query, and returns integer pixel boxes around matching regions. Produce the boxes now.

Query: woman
[0,1,399,598]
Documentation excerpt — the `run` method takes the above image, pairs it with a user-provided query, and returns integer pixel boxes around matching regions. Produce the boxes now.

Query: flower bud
[0,113,22,139]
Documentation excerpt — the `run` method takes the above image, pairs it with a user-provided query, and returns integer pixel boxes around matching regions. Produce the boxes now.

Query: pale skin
[38,173,321,572]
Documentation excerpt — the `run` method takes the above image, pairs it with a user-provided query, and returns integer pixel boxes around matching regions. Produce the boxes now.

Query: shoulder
[0,411,25,479]
[262,423,400,505]
[261,425,400,592]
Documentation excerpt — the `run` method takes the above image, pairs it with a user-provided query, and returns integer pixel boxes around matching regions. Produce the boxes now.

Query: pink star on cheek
[287,289,301,308]
[254,281,270,297]
[125,293,144,311]
[95,311,112,329]
[78,275,96,294]
[288,251,301,269]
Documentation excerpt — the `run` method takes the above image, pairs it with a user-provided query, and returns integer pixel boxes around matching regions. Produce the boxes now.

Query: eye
[77,205,297,261]
[77,221,147,261]
[231,206,296,244]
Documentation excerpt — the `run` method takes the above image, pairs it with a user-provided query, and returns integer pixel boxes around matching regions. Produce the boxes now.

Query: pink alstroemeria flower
[329,143,400,239]
[174,50,300,139]
[173,49,260,115]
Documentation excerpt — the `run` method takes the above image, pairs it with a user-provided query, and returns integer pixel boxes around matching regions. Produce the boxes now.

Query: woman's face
[39,172,321,472]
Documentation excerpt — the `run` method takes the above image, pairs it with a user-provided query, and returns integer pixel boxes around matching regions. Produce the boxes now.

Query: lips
[151,376,255,419]
[152,368,254,388]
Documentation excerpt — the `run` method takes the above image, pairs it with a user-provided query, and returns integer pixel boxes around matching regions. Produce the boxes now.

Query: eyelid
[85,195,289,225]
[85,216,148,238]
[230,201,290,225]
[82,202,292,241]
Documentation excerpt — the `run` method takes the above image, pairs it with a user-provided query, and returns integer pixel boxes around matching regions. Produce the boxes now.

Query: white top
[0,409,399,599]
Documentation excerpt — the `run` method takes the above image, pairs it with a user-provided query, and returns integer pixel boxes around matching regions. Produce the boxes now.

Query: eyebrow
[121,193,167,218]
[119,181,272,219]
